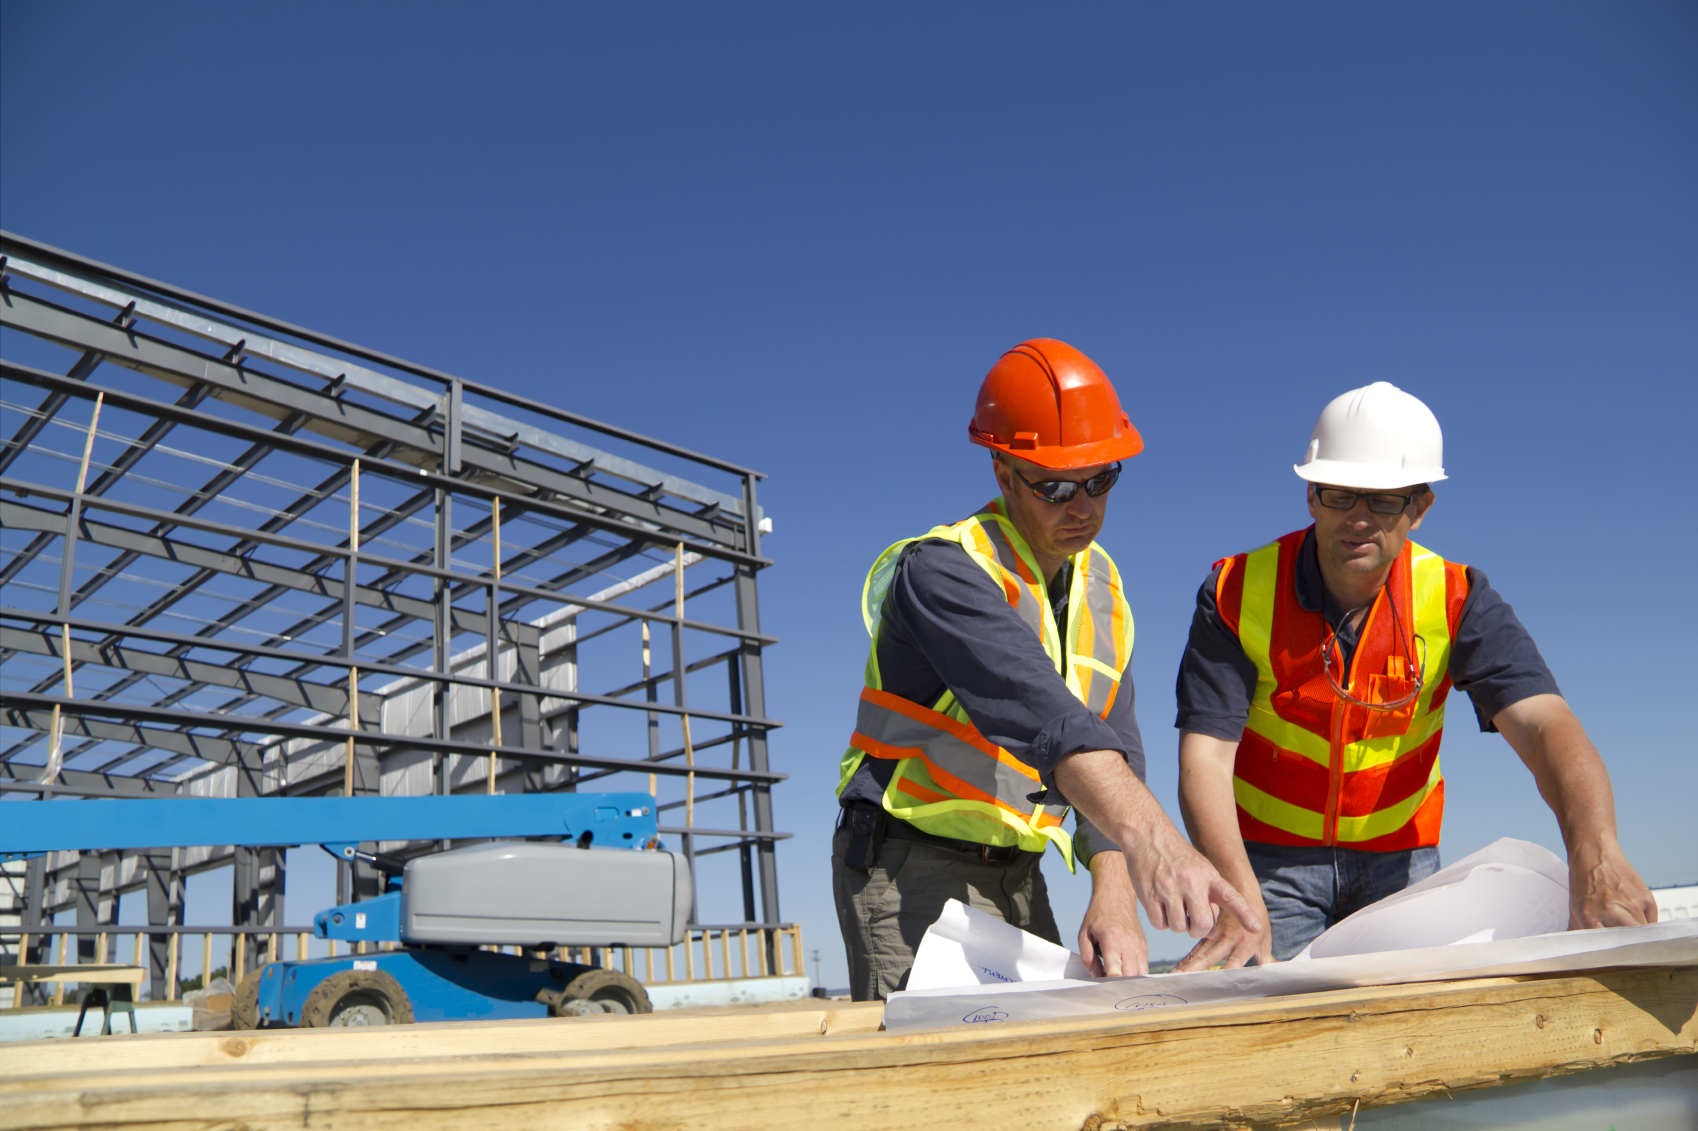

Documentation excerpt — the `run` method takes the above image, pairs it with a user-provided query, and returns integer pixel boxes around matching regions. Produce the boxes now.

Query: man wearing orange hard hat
[1172,382,1656,972]
[832,339,1259,1000]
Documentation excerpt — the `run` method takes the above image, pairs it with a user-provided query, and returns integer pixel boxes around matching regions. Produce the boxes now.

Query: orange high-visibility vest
[837,500,1135,871]
[1215,528,1470,850]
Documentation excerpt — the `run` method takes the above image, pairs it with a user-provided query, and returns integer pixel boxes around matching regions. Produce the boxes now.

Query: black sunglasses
[1312,485,1427,516]
[1009,462,1122,504]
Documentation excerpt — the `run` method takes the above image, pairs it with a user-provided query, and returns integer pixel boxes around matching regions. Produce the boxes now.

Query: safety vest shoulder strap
[859,501,1054,650]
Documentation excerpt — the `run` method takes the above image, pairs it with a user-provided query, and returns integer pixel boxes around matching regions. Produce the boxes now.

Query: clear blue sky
[3,2,1693,991]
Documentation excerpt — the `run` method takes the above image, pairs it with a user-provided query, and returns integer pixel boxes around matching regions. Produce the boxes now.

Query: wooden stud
[51,934,67,1006]
[675,543,695,831]
[235,933,246,980]
[202,933,212,988]
[165,934,179,1001]
[664,942,675,983]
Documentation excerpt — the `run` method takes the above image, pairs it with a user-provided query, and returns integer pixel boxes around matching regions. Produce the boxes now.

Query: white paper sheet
[1297,838,1570,959]
[885,837,1698,1030]
[906,898,1094,990]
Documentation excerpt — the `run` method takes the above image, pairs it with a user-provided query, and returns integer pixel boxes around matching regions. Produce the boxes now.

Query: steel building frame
[0,232,786,996]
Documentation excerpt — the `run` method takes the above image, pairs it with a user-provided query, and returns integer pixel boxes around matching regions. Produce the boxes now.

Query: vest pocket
[1359,674,1417,739]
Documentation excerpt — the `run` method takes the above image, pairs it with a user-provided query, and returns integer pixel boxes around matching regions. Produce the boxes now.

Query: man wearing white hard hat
[1172,382,1656,968]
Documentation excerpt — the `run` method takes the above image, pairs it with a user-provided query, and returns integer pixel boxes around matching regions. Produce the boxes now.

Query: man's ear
[1408,489,1436,531]
[1304,483,1319,522]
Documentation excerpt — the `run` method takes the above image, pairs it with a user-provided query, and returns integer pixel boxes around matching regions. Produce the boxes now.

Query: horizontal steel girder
[6,693,787,785]
[0,624,356,720]
[0,297,745,549]
[3,705,260,768]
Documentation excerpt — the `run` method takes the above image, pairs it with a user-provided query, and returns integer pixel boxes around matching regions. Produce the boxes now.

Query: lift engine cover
[401,843,691,948]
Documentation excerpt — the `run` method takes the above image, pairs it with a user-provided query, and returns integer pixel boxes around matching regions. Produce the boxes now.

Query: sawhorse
[0,965,146,1035]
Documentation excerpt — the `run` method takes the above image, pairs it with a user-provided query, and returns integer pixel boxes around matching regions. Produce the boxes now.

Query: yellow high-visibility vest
[837,499,1134,871]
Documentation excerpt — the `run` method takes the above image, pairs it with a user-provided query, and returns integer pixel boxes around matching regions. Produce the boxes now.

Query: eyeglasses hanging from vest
[1320,588,1429,713]
[1008,461,1122,503]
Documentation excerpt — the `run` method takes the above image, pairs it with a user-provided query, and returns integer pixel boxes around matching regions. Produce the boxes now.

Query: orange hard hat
[967,339,1144,470]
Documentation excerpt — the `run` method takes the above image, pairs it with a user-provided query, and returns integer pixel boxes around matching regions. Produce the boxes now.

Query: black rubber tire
[230,965,266,1031]
[552,968,652,1017]
[299,969,414,1028]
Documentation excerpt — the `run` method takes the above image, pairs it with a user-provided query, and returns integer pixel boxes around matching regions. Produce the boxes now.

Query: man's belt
[839,802,1032,867]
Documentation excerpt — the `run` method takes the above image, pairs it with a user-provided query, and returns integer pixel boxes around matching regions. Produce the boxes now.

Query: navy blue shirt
[1174,527,1562,742]
[840,536,1146,867]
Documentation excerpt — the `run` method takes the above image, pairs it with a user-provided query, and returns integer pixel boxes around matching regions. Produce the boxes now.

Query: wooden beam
[0,999,886,1075]
[0,964,145,985]
[0,967,1692,1131]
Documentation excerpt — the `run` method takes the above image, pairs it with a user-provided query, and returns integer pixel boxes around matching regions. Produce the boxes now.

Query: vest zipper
[1325,699,1343,846]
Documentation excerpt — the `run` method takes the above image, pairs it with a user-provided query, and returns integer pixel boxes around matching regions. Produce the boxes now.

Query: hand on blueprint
[1080,851,1149,977]
[1054,749,1262,941]
[1125,820,1262,940]
[1172,900,1272,972]
[1569,837,1659,930]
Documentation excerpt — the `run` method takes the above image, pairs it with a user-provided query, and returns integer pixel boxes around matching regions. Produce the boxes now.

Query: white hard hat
[1293,382,1447,491]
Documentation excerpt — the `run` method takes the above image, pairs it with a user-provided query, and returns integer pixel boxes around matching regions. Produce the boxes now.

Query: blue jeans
[1246,842,1441,960]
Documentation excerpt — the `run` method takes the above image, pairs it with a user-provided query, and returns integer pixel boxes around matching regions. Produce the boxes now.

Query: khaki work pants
[831,825,1061,1002]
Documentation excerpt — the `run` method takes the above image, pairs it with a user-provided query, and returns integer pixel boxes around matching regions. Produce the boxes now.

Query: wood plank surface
[0,999,887,1075]
[1,966,1692,1131]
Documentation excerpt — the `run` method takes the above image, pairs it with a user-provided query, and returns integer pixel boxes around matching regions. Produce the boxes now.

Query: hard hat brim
[1293,459,1447,491]
[969,425,1144,471]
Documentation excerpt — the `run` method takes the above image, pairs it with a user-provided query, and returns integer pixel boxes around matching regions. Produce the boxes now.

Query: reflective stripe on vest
[1222,529,1468,851]
[839,500,1134,871]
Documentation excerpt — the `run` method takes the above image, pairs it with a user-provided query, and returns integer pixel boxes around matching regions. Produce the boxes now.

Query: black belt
[839,803,1030,866]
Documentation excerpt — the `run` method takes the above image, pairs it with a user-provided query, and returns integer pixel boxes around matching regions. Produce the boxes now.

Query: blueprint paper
[885,838,1698,1031]
[1298,838,1569,959]
[906,898,1093,989]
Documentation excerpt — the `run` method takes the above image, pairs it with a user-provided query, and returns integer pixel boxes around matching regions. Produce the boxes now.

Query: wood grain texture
[1,966,1692,1131]
[0,999,887,1075]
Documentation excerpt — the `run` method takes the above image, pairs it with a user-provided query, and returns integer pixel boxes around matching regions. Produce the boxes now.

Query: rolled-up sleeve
[1068,653,1145,867]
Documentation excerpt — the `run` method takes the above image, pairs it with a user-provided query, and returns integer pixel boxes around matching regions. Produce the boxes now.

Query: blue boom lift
[2,793,692,1027]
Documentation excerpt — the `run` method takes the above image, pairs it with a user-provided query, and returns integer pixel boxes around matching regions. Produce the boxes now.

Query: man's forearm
[1052,749,1169,848]
[1177,730,1258,894]
[1053,748,1261,936]
[1494,695,1618,849]
[1494,693,1657,928]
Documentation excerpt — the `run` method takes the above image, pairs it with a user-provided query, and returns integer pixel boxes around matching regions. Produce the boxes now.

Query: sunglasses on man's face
[1009,462,1122,504]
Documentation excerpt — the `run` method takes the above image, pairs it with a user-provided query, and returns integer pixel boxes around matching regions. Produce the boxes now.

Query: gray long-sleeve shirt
[839,535,1145,867]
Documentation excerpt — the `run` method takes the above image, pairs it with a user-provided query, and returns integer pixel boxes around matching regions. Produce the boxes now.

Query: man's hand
[1053,749,1262,940]
[1171,729,1272,970]
[1493,695,1657,930]
[1079,851,1148,977]
[1173,899,1271,972]
[1568,836,1658,929]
